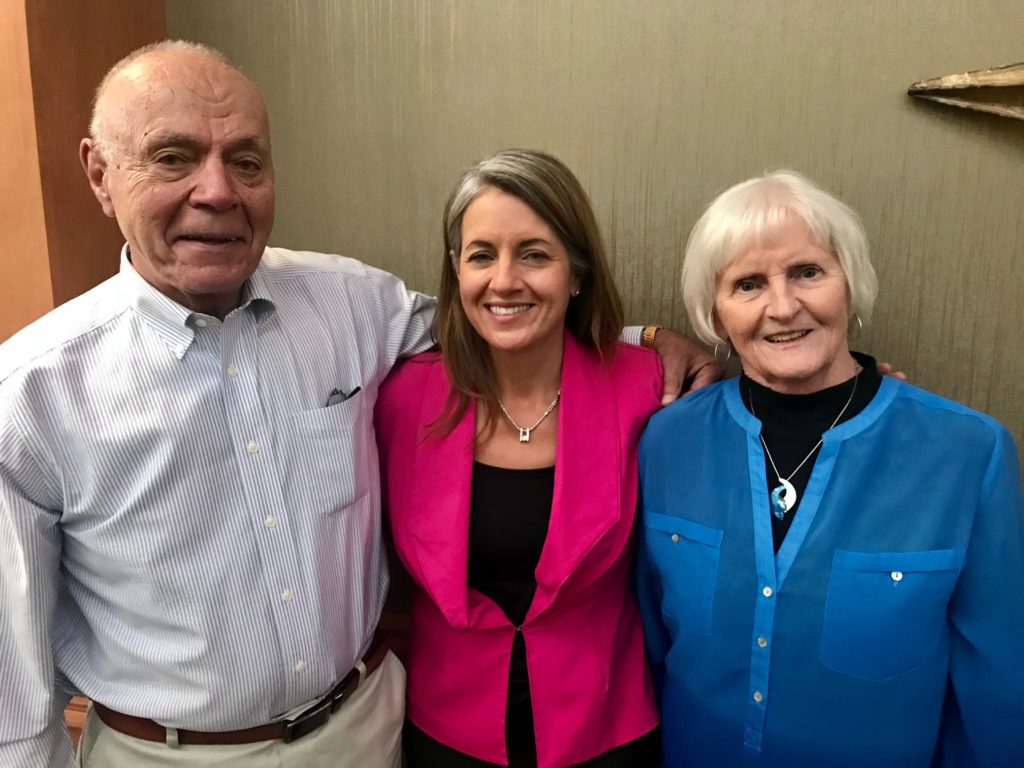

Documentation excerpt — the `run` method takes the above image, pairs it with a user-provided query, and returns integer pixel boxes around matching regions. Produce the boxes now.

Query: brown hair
[434,149,624,435]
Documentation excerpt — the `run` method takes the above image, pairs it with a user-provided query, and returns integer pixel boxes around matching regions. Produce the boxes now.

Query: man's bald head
[89,40,264,157]
[80,39,275,319]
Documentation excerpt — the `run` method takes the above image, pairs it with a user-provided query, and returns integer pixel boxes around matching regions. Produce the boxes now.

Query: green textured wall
[168,0,1024,450]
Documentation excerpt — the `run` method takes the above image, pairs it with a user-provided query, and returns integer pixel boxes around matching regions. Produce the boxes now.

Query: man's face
[82,52,275,317]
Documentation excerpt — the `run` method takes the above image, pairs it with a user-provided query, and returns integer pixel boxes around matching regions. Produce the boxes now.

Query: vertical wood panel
[0,0,54,341]
[25,0,167,307]
[167,0,1024,452]
[1,0,166,343]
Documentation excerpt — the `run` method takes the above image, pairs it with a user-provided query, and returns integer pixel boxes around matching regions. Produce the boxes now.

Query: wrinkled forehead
[104,53,270,148]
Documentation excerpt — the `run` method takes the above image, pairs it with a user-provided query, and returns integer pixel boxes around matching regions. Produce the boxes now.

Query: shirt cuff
[620,325,644,346]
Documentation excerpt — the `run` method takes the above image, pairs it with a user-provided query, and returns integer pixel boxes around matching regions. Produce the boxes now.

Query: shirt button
[195,318,207,328]
[226,365,239,378]
[753,690,764,703]
[670,533,680,543]
[891,571,904,582]
[757,636,768,648]
[295,660,307,673]
[247,441,260,454]
[762,586,773,598]
[264,516,277,529]
[281,589,294,603]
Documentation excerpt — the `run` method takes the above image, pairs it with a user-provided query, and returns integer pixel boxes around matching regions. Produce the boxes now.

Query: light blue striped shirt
[0,247,435,768]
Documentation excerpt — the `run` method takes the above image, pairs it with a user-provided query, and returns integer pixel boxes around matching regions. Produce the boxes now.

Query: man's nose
[190,158,239,209]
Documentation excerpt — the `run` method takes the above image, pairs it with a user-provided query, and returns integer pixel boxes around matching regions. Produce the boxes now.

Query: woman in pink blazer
[375,150,662,767]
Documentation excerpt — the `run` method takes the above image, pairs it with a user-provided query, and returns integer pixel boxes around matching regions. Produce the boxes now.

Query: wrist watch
[641,325,662,349]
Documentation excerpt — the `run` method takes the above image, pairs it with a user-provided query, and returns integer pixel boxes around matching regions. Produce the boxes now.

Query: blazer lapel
[530,333,622,618]
[404,363,475,628]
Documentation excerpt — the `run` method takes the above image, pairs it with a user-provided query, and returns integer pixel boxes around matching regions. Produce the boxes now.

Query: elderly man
[0,41,716,768]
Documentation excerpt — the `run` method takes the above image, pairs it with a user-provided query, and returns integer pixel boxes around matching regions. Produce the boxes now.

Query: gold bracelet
[641,325,662,349]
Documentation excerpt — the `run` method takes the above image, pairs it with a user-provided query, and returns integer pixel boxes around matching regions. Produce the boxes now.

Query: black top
[403,461,659,767]
[470,461,553,766]
[741,353,882,552]
[467,462,555,626]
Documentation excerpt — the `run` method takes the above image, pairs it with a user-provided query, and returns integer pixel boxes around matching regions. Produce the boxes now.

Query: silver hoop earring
[713,342,732,363]
[848,313,863,340]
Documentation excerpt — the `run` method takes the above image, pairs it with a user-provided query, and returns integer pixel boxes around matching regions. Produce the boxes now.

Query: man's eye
[155,154,186,167]
[235,158,262,173]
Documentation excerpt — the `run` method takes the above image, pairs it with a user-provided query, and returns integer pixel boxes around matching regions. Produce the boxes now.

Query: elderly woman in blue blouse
[636,170,1024,767]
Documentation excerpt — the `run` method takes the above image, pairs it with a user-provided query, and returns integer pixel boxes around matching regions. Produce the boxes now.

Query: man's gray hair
[89,40,234,154]
[681,170,878,347]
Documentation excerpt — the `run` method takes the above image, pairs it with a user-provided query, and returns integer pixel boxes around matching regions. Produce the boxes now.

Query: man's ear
[80,138,116,219]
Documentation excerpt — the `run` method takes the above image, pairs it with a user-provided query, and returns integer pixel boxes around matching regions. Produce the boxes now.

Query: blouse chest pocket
[289,391,368,516]
[644,512,724,635]
[819,548,964,681]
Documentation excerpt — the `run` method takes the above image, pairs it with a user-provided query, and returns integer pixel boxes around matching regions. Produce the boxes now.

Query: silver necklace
[498,389,561,443]
[747,375,858,520]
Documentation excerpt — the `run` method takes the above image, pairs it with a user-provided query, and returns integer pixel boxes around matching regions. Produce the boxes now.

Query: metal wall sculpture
[909,62,1024,121]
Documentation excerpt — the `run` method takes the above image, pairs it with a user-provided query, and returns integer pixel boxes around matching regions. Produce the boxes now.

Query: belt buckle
[282,700,331,744]
[282,667,360,744]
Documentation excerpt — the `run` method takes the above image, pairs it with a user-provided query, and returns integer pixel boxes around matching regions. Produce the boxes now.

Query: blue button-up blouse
[636,376,1024,767]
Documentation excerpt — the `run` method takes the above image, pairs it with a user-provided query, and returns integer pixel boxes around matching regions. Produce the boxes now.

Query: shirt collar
[242,260,277,322]
[119,245,276,360]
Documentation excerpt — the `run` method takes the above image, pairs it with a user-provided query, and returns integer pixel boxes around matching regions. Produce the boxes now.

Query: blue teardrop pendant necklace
[748,375,858,520]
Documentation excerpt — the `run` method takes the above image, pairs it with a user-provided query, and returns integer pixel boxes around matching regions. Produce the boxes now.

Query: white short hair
[681,170,878,347]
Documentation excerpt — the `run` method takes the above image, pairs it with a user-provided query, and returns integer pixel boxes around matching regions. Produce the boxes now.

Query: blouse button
[891,571,904,583]
[670,533,680,543]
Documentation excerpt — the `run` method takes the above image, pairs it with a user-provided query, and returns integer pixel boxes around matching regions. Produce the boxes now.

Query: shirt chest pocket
[644,512,724,635]
[289,392,369,515]
[819,548,964,681]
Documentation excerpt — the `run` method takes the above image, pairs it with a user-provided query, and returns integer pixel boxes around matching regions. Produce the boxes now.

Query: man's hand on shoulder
[649,329,724,405]
[876,361,907,381]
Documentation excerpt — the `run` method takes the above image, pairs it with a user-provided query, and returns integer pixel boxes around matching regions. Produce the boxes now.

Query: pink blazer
[375,333,662,767]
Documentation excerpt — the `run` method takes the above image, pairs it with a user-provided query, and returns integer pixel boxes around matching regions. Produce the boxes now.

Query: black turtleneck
[741,352,882,552]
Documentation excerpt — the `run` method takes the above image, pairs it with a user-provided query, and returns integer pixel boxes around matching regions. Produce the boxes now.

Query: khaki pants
[78,651,405,768]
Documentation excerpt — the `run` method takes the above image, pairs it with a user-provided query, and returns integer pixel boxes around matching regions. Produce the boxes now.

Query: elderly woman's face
[714,217,855,394]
